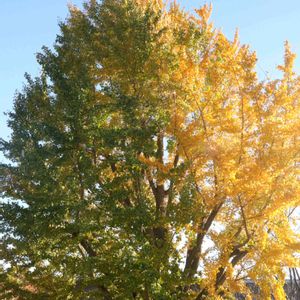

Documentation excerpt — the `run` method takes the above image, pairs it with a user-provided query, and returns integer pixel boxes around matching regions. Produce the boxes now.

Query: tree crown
[0,1,299,299]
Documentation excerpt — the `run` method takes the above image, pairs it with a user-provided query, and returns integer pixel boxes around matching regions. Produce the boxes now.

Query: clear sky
[1,0,300,146]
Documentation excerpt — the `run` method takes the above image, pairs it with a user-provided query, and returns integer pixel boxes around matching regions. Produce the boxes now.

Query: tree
[0,0,299,299]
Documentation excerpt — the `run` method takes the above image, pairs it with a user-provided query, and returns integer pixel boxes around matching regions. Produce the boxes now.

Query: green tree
[1,1,299,299]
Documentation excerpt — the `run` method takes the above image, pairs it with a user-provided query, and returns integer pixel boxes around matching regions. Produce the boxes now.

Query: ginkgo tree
[0,0,299,299]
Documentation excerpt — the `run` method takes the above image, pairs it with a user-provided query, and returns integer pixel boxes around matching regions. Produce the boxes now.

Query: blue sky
[1,0,300,145]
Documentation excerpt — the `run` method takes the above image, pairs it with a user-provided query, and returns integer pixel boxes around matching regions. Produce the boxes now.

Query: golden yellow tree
[0,1,299,299]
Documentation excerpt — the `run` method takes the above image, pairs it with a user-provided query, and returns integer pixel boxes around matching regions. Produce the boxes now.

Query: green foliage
[0,1,183,298]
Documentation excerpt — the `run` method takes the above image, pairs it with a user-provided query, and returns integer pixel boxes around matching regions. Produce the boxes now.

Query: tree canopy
[0,0,299,299]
